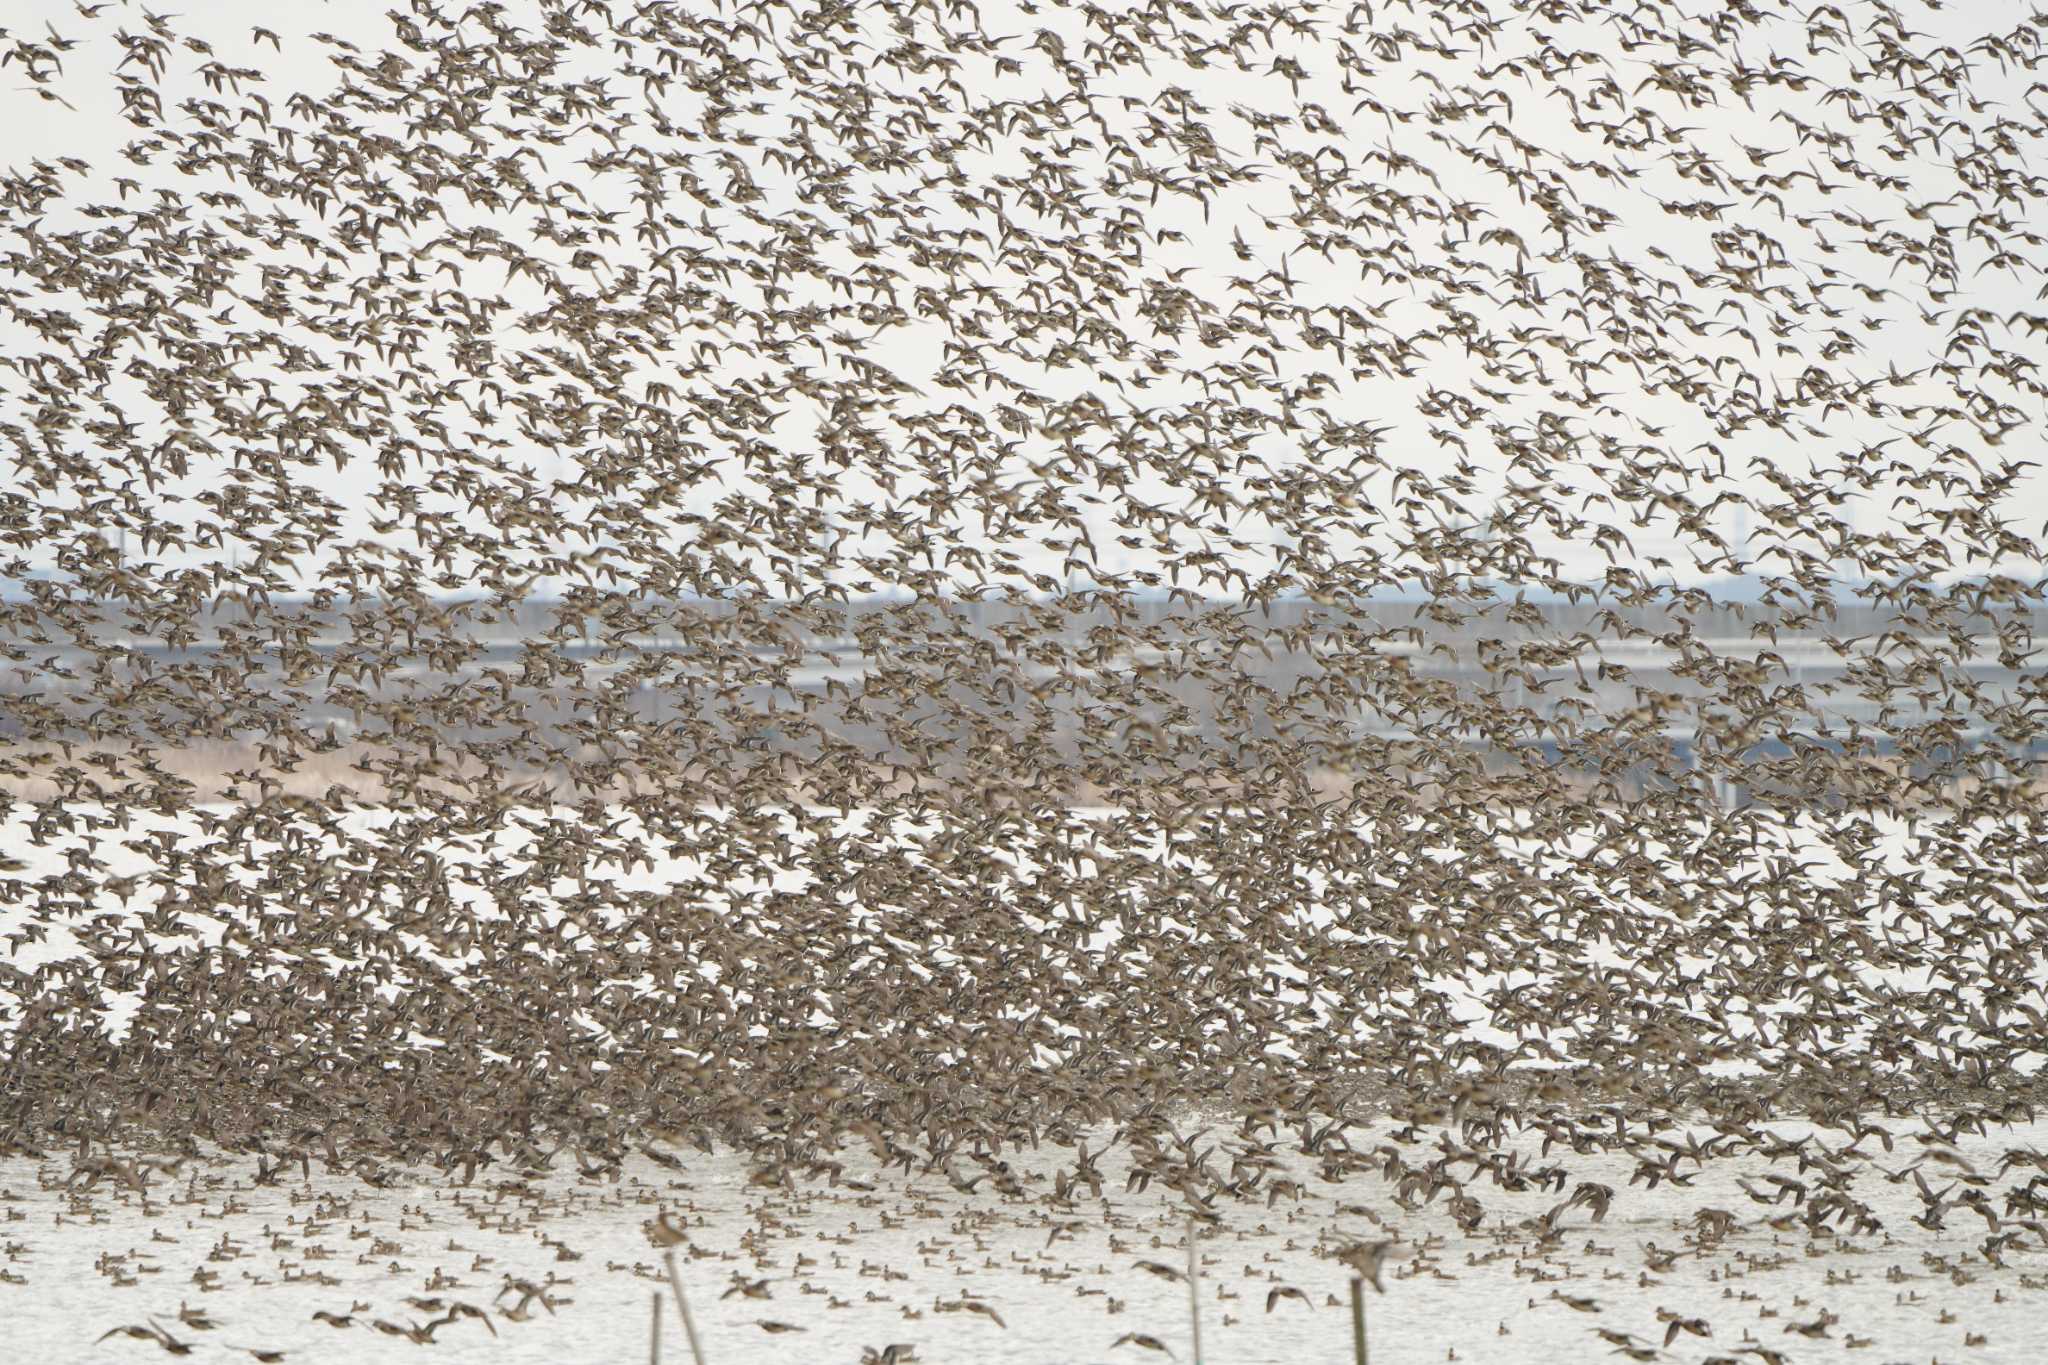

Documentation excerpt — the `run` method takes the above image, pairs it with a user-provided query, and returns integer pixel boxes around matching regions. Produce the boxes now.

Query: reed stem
[663,1250,709,1365]
[1350,1276,1368,1365]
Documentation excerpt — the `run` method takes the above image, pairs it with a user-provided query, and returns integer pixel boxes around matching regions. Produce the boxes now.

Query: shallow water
[18,1119,2048,1364]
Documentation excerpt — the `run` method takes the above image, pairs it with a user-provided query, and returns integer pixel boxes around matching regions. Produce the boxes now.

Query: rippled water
[16,1118,2048,1364]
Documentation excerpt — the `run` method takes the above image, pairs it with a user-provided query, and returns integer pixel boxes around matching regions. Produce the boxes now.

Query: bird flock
[1,0,2047,1357]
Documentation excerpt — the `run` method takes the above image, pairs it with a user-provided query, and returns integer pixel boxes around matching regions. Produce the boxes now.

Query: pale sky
[0,0,2041,603]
